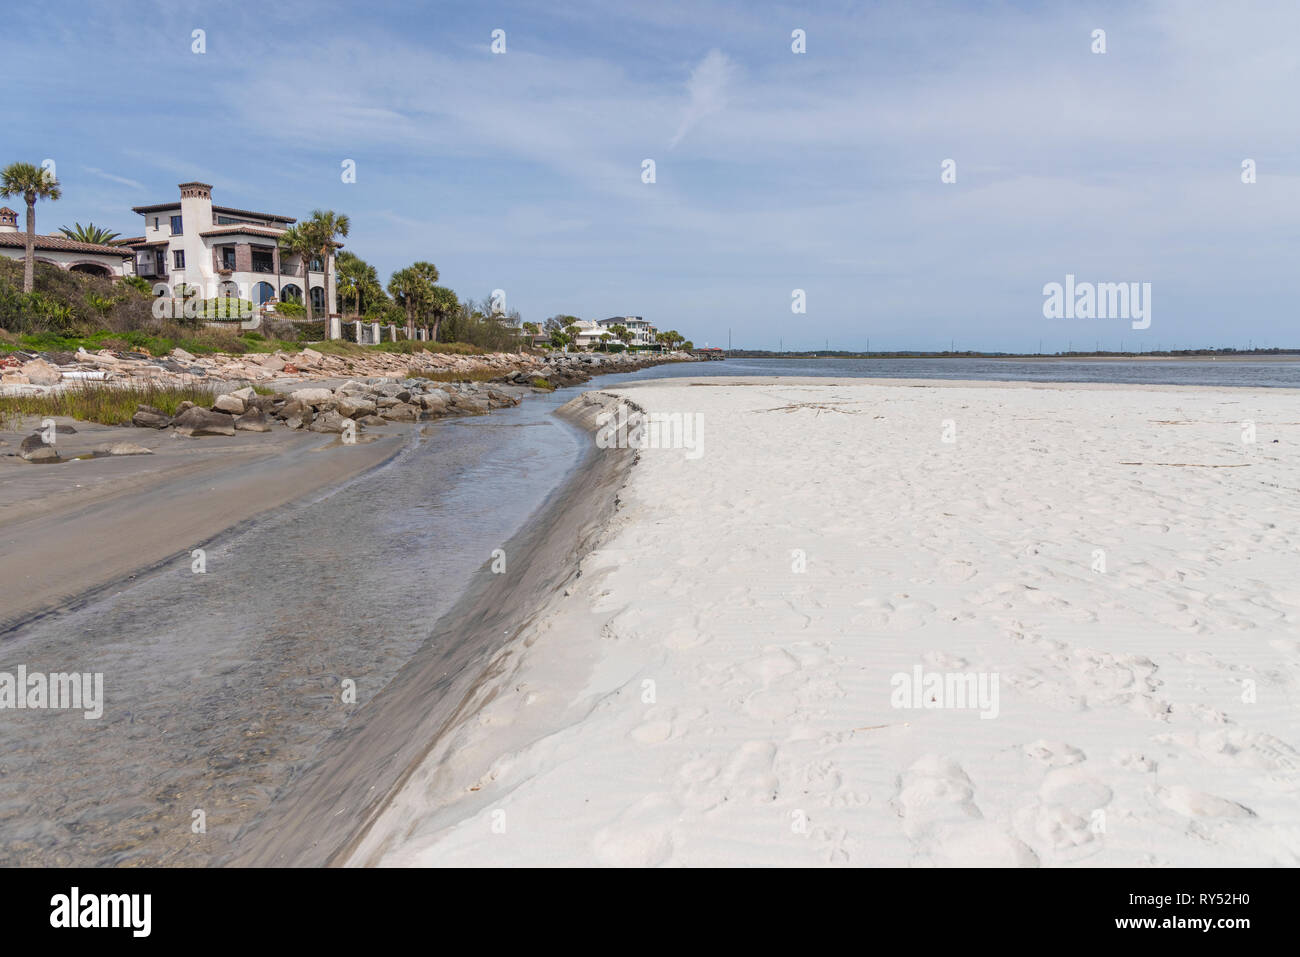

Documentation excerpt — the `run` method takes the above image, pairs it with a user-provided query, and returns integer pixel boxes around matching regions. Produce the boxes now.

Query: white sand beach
[350,377,1300,867]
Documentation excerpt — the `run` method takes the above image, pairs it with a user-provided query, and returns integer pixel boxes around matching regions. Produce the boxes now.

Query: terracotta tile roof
[115,236,146,245]
[0,207,16,215]
[0,233,134,256]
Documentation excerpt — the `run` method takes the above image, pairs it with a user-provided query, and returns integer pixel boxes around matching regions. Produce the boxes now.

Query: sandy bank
[349,376,1300,867]
[0,419,403,630]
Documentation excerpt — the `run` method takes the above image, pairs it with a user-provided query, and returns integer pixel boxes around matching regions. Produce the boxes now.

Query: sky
[5,0,1298,351]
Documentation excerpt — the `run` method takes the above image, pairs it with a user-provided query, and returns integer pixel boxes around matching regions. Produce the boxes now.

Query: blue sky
[6,0,1298,350]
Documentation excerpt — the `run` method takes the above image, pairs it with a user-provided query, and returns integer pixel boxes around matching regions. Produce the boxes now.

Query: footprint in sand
[1154,785,1255,819]
[1022,740,1086,767]
[591,794,682,866]
[893,755,1039,867]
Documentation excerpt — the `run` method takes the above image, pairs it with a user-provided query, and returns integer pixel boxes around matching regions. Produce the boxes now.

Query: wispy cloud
[83,167,147,191]
[669,49,737,149]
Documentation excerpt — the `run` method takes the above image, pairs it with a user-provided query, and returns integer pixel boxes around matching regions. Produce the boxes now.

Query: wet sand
[0,419,403,631]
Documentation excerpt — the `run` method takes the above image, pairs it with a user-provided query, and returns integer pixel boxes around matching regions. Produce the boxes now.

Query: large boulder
[19,358,62,386]
[132,405,171,429]
[172,407,236,437]
[171,347,196,362]
[450,394,490,415]
[290,387,335,407]
[379,402,420,422]
[308,410,349,433]
[417,391,450,413]
[336,395,377,418]
[234,409,272,432]
[213,393,245,414]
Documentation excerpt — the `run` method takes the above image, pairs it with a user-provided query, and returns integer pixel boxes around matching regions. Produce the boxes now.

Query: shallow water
[0,385,593,866]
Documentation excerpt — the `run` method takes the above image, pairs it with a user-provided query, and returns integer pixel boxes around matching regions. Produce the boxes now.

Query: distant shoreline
[722,352,1300,362]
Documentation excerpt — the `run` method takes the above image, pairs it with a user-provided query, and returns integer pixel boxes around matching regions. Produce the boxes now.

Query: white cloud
[669,49,737,149]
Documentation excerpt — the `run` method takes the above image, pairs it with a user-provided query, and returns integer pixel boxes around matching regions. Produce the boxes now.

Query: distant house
[122,183,338,316]
[0,206,135,278]
[598,315,659,348]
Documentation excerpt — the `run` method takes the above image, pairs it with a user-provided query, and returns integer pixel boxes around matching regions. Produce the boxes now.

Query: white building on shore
[598,316,658,348]
[0,206,135,277]
[120,183,338,318]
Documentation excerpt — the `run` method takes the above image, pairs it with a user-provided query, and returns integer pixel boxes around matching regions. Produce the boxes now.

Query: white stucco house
[0,206,135,277]
[598,316,658,348]
[121,183,338,318]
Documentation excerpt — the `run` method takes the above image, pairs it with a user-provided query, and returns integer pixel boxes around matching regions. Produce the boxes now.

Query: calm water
[610,355,1300,389]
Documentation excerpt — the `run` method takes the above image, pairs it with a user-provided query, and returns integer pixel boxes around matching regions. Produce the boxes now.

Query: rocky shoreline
[4,349,689,458]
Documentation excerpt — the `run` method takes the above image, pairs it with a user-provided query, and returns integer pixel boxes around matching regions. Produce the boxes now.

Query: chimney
[0,207,17,233]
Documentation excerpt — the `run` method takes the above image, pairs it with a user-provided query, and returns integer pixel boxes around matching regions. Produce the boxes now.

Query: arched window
[310,286,326,312]
[253,281,276,305]
[280,283,302,303]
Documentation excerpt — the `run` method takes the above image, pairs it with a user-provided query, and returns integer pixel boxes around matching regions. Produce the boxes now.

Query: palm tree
[305,210,349,323]
[388,267,429,339]
[58,222,120,245]
[1,162,62,293]
[278,224,316,321]
[428,285,459,342]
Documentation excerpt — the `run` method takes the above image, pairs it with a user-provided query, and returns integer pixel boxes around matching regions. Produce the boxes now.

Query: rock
[450,395,490,414]
[1,372,29,384]
[259,355,286,373]
[21,445,59,463]
[379,402,420,422]
[172,407,236,437]
[177,400,195,413]
[308,410,348,433]
[234,409,272,432]
[132,405,171,429]
[417,391,450,412]
[356,414,388,427]
[375,395,402,409]
[337,395,377,418]
[171,347,196,362]
[284,416,306,431]
[19,358,61,386]
[231,386,256,401]
[298,348,324,366]
[276,399,314,424]
[213,394,245,414]
[290,387,335,406]
[100,442,153,456]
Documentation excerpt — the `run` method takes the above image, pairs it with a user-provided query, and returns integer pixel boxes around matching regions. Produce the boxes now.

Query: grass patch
[530,377,555,390]
[0,382,215,428]
[406,367,501,384]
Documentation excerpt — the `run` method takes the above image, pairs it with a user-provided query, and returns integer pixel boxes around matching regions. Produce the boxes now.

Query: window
[153,217,159,229]
[309,256,323,272]
[222,247,236,269]
[170,215,183,235]
[173,250,186,269]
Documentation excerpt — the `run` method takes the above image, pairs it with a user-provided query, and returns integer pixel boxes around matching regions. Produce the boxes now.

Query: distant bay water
[611,355,1300,389]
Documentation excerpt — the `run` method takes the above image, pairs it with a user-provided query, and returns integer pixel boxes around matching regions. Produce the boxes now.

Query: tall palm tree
[305,210,349,323]
[278,224,316,321]
[387,267,421,338]
[58,222,120,245]
[1,162,62,293]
